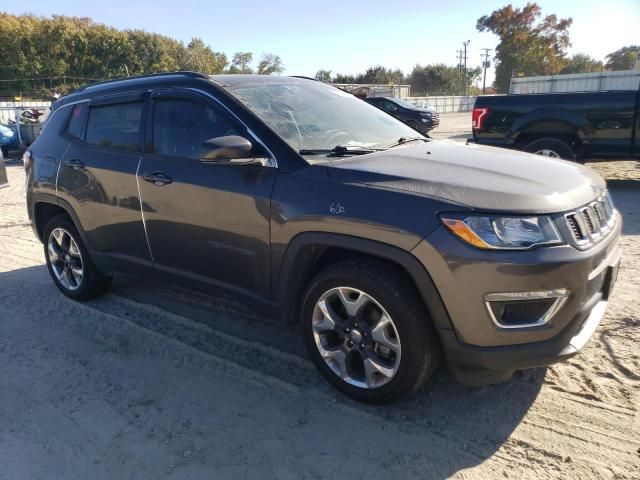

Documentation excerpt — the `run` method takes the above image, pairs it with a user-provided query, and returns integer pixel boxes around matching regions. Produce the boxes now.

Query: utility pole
[462,40,470,95]
[480,48,492,94]
[456,49,463,95]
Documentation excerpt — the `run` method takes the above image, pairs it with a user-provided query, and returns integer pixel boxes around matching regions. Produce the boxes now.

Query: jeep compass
[25,72,621,404]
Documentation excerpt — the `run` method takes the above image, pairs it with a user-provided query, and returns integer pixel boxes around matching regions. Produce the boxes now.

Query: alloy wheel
[48,228,84,291]
[311,287,401,389]
[534,149,560,158]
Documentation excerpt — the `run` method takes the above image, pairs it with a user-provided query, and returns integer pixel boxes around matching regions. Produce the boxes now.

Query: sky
[3,0,640,85]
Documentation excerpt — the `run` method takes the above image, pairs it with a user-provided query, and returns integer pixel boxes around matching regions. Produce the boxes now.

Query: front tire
[523,137,578,162]
[301,259,439,404]
[44,214,112,300]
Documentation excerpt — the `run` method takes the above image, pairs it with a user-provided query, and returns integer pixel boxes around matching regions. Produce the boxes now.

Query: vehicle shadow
[0,264,544,478]
[607,179,640,235]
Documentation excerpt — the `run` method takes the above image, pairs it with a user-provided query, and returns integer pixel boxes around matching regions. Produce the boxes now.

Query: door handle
[143,171,173,186]
[63,159,85,170]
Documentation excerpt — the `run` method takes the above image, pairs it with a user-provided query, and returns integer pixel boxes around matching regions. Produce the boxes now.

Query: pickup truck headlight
[440,214,563,250]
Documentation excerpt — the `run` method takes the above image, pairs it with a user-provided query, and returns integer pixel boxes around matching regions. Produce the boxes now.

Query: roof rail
[76,71,209,92]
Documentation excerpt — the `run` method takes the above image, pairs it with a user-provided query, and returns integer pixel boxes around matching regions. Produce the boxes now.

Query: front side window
[85,102,143,151]
[228,80,419,153]
[153,99,239,158]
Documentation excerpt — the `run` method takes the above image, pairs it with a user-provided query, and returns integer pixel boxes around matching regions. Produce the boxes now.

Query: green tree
[408,64,480,95]
[257,53,284,75]
[183,38,227,74]
[333,73,356,83]
[228,52,254,74]
[355,65,404,84]
[477,3,572,92]
[561,53,603,74]
[605,46,639,71]
[314,69,332,82]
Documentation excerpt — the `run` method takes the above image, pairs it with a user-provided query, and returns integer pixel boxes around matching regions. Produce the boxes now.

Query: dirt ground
[1,114,638,479]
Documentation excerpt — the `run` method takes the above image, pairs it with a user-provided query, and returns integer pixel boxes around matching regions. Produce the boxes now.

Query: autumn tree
[561,54,602,74]
[605,46,639,71]
[477,3,572,92]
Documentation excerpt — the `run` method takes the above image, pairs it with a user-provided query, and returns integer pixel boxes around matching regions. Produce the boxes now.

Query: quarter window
[66,103,86,139]
[85,102,143,151]
[152,99,240,158]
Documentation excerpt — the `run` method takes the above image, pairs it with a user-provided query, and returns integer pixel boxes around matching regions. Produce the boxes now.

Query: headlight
[418,112,432,118]
[440,214,563,250]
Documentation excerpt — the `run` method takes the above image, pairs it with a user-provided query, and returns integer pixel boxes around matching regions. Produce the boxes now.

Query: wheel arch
[275,232,454,332]
[33,196,90,249]
[508,108,589,145]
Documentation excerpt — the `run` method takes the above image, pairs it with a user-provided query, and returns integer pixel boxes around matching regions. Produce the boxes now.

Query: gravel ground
[0,116,639,479]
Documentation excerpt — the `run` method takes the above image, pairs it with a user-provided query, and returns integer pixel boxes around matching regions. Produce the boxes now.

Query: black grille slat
[564,191,616,249]
[582,209,596,233]
[566,214,584,240]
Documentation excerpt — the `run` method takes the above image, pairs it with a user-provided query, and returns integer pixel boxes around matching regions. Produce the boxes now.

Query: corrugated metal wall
[510,69,640,94]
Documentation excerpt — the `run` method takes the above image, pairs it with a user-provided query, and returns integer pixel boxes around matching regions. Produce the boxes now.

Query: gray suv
[25,73,621,404]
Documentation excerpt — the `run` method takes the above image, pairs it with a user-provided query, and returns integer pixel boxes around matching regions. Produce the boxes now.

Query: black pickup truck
[471,87,640,162]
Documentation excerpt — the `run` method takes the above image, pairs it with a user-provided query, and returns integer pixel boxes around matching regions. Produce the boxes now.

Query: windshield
[390,97,420,110]
[227,80,422,153]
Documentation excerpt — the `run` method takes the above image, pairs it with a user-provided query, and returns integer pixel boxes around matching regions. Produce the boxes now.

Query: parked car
[0,148,7,188]
[0,124,18,157]
[26,73,621,404]
[365,96,439,133]
[470,88,640,161]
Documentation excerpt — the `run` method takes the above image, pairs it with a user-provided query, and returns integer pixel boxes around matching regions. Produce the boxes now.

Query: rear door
[138,89,277,298]
[57,93,151,271]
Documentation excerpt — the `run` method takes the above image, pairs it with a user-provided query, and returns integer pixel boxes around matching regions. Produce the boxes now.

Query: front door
[138,89,276,298]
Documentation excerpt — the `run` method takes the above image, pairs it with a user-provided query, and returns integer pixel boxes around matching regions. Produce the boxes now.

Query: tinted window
[153,99,239,158]
[67,103,86,139]
[85,102,143,151]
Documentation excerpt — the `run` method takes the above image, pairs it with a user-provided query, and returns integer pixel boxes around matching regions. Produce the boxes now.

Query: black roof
[55,72,314,108]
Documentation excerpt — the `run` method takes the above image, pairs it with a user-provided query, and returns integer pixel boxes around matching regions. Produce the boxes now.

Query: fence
[509,69,640,94]
[0,101,51,124]
[407,95,477,113]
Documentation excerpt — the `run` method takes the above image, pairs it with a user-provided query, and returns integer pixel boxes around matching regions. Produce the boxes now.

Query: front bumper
[412,213,622,386]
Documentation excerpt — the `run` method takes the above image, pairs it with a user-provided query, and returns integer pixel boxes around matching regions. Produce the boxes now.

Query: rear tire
[523,137,578,162]
[43,214,112,300]
[301,259,439,404]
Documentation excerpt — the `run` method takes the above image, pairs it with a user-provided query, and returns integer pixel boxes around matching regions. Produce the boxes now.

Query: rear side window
[85,102,143,151]
[152,99,239,159]
[67,104,87,139]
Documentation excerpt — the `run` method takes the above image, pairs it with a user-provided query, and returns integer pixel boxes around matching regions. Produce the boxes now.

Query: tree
[333,73,356,83]
[314,69,332,82]
[605,46,639,71]
[355,65,404,84]
[228,52,254,74]
[561,53,602,74]
[257,53,284,75]
[183,38,227,74]
[408,64,481,95]
[477,3,572,92]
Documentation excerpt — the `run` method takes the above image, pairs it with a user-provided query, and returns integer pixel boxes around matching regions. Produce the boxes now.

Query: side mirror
[199,135,253,162]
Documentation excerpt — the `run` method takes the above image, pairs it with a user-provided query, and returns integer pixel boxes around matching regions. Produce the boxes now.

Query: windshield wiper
[299,145,383,157]
[381,136,430,149]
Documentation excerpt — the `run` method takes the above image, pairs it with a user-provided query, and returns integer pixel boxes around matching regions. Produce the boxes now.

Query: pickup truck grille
[563,192,616,248]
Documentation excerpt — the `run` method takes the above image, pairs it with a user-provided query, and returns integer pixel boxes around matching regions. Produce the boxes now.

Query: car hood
[325,140,606,214]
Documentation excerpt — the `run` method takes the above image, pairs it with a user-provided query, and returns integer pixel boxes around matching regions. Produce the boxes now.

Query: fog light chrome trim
[485,289,569,329]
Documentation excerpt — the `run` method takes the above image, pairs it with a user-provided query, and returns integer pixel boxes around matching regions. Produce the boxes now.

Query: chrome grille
[564,191,616,248]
